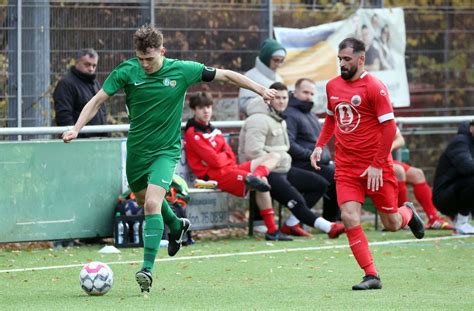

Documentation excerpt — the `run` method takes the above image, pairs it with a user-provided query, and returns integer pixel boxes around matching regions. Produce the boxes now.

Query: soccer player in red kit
[310,37,425,290]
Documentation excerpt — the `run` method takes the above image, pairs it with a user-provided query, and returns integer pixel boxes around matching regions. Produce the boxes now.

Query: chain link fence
[0,0,473,179]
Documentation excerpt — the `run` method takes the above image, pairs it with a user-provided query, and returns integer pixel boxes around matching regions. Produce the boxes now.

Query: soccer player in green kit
[62,24,277,293]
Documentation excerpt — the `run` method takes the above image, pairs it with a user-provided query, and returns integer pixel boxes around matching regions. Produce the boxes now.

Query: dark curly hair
[133,24,163,53]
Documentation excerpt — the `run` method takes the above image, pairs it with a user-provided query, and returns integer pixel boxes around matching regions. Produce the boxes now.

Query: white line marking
[16,218,76,225]
[0,235,471,274]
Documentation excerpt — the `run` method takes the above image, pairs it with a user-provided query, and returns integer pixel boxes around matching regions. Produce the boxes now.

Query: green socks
[142,214,164,273]
[161,200,182,234]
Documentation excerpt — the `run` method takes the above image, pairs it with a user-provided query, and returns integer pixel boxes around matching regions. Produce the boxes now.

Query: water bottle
[117,221,124,244]
[133,221,141,244]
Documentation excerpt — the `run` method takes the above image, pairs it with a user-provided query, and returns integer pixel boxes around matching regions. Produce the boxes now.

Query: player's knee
[409,167,425,182]
[382,217,399,231]
[144,197,161,213]
[393,164,405,181]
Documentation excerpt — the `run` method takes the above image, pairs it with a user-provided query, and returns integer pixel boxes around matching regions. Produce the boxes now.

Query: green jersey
[103,57,204,184]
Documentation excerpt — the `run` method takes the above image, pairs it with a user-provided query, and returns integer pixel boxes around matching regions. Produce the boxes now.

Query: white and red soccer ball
[79,261,114,296]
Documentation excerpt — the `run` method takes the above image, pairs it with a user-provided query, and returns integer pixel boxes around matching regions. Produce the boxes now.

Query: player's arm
[213,69,277,101]
[311,114,335,170]
[391,128,405,152]
[62,89,109,143]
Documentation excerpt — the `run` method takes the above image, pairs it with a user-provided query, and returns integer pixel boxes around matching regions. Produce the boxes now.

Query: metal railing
[0,116,472,136]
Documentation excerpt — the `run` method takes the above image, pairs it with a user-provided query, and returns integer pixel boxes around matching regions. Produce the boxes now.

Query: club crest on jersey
[351,95,362,106]
[335,102,361,133]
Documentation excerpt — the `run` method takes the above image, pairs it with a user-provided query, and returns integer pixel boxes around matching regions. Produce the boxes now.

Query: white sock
[314,217,332,233]
[285,214,300,227]
[455,214,469,226]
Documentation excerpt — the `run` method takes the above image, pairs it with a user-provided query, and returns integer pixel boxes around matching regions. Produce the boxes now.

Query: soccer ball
[79,261,114,296]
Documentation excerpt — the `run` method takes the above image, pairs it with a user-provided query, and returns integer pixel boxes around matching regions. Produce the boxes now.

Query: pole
[16,0,22,140]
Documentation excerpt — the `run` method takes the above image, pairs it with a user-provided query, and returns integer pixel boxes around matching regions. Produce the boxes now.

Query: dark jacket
[283,94,331,166]
[433,122,474,193]
[53,66,107,138]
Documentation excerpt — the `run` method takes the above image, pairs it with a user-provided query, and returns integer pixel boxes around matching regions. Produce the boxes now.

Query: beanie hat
[259,38,286,67]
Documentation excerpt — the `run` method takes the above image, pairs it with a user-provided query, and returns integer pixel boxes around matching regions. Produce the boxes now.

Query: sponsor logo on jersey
[330,96,339,100]
[335,102,361,133]
[351,95,362,106]
[134,81,146,86]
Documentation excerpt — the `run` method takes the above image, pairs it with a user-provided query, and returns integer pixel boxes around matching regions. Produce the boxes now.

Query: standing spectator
[238,38,286,115]
[239,82,345,238]
[391,129,453,230]
[54,48,108,138]
[433,121,474,234]
[184,92,292,242]
[283,78,340,222]
[311,37,424,290]
[62,25,279,293]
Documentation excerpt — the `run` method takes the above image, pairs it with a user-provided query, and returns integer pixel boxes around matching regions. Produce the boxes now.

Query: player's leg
[393,162,409,207]
[132,179,166,293]
[255,189,293,241]
[405,166,452,229]
[371,171,424,239]
[337,178,382,290]
[147,155,191,257]
[251,152,281,172]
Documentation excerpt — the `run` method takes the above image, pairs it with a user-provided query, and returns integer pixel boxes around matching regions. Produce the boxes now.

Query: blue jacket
[283,94,332,166]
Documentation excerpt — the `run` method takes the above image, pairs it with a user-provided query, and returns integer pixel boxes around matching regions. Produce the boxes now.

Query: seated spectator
[391,129,453,230]
[184,92,292,241]
[283,78,340,222]
[238,38,286,115]
[239,82,345,238]
[433,121,474,235]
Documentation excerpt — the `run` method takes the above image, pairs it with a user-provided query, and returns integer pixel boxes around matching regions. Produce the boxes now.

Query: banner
[274,8,409,111]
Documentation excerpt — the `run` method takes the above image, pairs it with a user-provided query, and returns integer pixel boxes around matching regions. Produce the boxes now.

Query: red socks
[346,225,377,276]
[252,165,270,178]
[398,205,413,228]
[259,208,278,234]
[397,181,409,207]
[413,182,438,221]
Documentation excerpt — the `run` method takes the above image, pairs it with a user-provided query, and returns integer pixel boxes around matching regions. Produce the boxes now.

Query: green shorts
[127,153,179,193]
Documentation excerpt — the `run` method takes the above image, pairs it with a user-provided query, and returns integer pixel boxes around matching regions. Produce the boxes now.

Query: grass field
[1,229,473,310]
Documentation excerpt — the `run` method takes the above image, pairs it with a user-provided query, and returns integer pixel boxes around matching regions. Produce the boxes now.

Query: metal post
[16,0,22,140]
[150,0,155,26]
[268,0,273,38]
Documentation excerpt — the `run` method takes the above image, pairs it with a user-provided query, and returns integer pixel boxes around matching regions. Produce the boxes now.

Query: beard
[341,65,358,80]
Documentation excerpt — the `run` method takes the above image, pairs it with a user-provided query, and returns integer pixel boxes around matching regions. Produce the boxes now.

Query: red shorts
[336,168,399,214]
[207,162,252,197]
[393,160,411,172]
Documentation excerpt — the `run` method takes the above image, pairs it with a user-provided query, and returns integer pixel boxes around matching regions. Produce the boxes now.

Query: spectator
[433,121,474,234]
[238,38,286,115]
[283,78,340,222]
[391,129,453,230]
[239,82,345,238]
[184,92,292,241]
[54,48,108,138]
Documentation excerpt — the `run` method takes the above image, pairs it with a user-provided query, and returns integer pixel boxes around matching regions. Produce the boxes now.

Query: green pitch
[1,230,473,310]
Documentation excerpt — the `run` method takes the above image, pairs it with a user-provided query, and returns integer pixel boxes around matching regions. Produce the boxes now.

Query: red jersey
[325,72,395,175]
[184,118,236,179]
